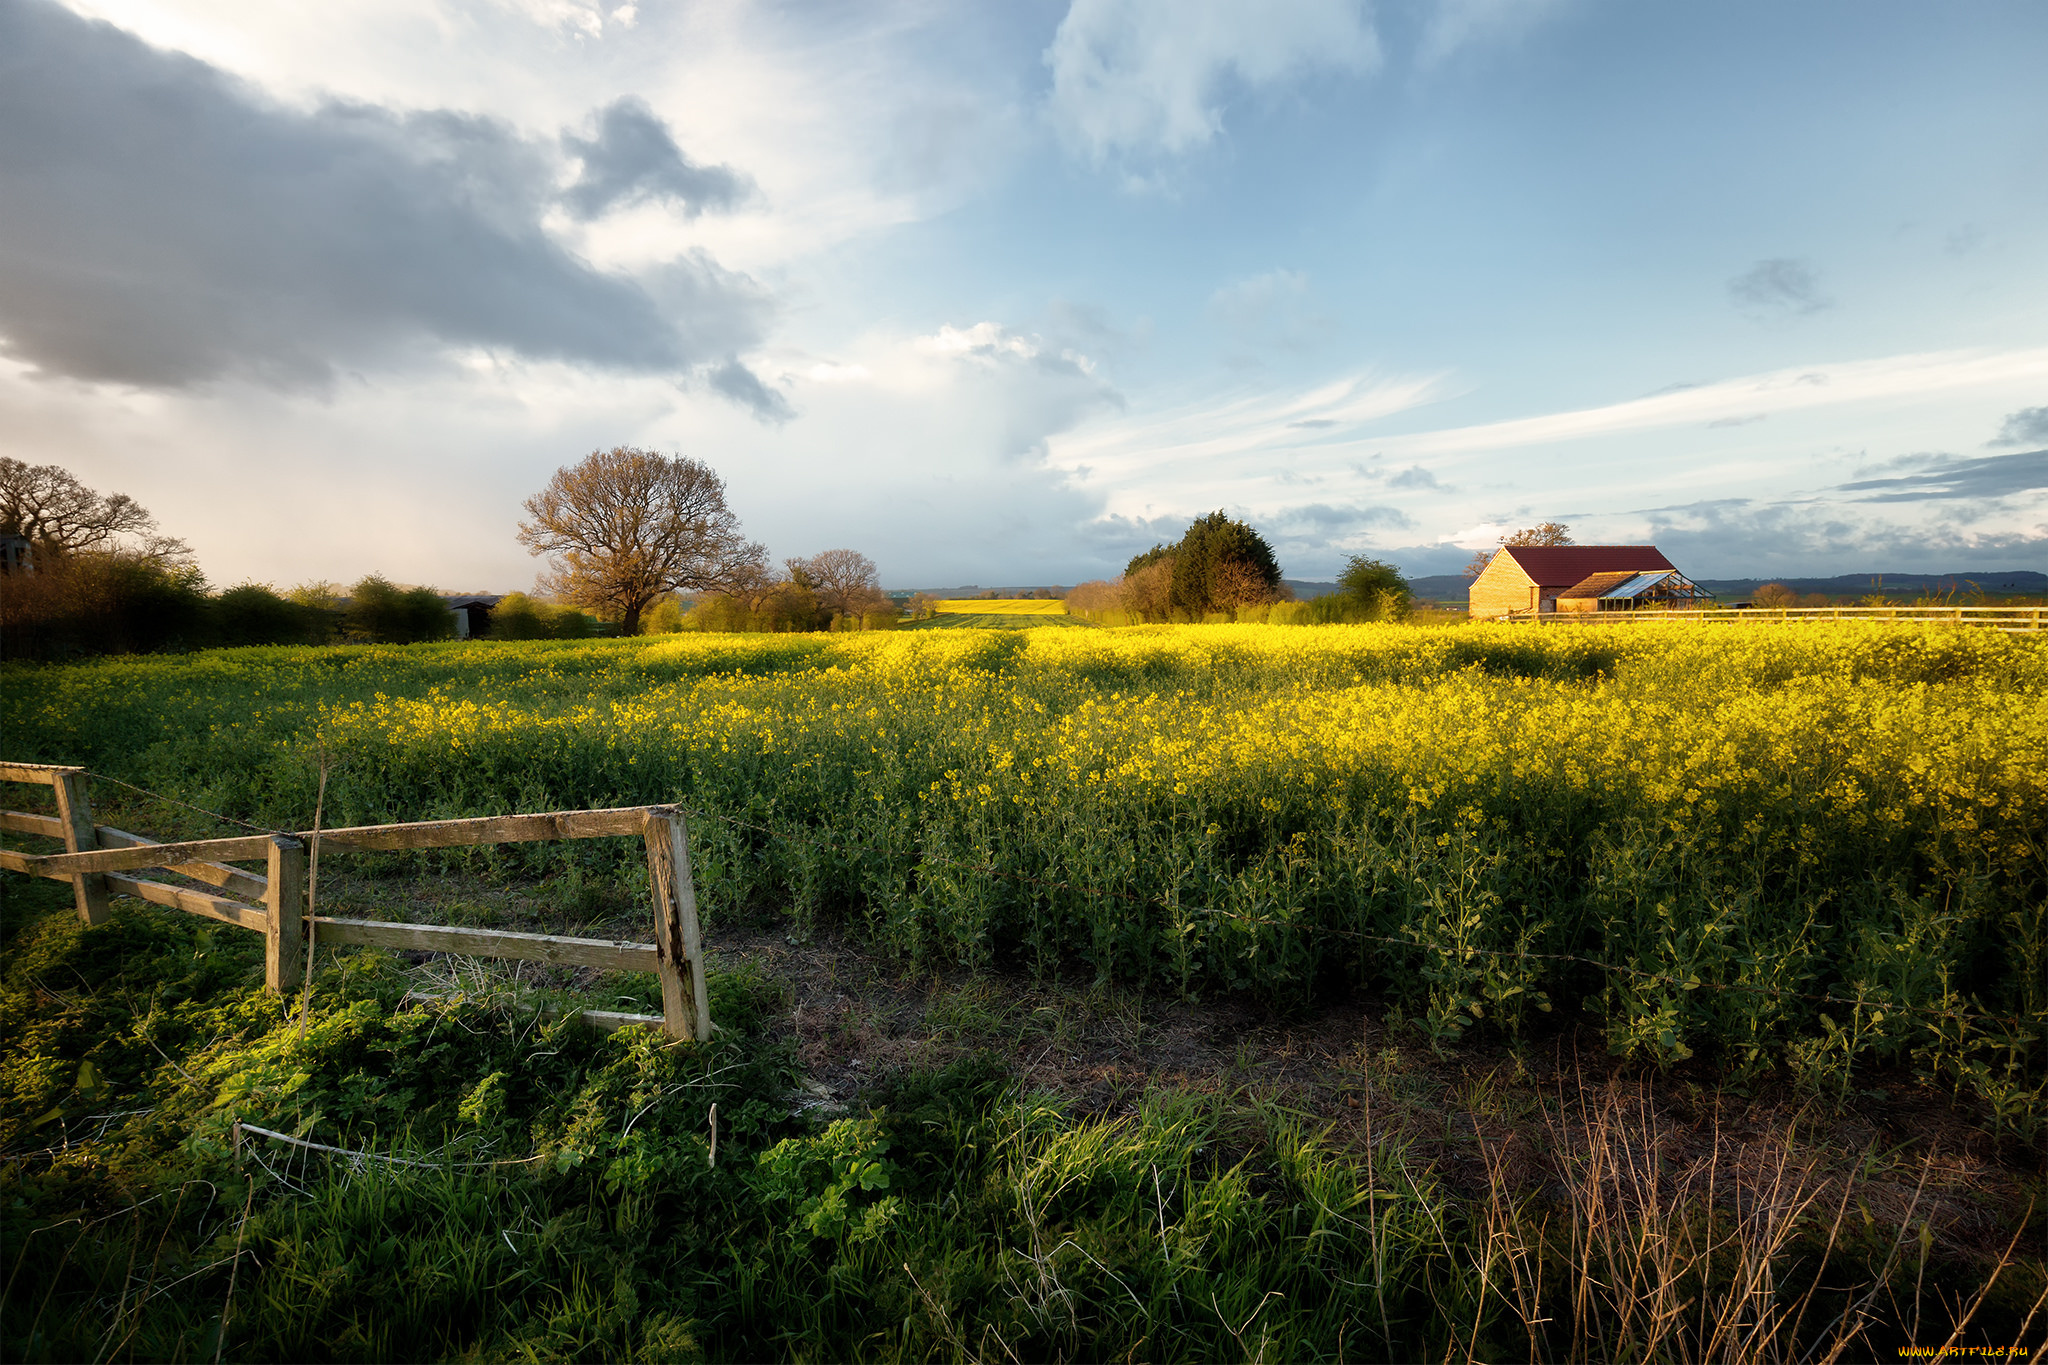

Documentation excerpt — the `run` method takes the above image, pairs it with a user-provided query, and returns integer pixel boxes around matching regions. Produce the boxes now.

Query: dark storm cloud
[1728,258,1830,317]
[1990,406,2048,447]
[0,1,776,408]
[561,98,752,220]
[1835,450,2048,503]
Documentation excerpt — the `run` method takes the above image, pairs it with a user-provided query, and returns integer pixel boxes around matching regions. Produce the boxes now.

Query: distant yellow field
[933,598,1068,615]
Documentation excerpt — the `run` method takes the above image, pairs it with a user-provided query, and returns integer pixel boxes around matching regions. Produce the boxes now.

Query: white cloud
[1032,347,2048,577]
[1044,0,1379,165]
[1390,348,2048,457]
[59,0,1002,276]
[1047,370,1451,497]
[0,313,1132,589]
[1418,0,1573,66]
[917,322,1047,364]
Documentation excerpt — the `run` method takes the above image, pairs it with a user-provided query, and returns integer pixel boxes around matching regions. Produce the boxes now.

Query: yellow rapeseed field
[5,622,2043,1114]
[933,599,1068,615]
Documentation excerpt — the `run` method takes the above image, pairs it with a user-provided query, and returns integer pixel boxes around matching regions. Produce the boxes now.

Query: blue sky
[2,0,2044,590]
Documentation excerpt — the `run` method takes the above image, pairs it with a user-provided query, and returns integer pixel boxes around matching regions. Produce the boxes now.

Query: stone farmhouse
[1468,545,1712,619]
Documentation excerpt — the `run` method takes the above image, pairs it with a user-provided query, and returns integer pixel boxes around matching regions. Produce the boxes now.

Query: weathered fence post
[643,807,711,1042]
[51,768,111,926]
[264,837,306,994]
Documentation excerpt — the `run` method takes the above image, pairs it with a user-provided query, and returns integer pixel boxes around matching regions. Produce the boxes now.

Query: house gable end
[1468,549,1539,619]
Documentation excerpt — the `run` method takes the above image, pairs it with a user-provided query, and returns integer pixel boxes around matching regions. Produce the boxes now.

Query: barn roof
[1556,570,1642,599]
[1497,545,1675,588]
[1559,568,1709,601]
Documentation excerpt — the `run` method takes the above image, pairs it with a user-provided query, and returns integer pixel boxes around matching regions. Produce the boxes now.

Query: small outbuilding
[1468,545,1680,619]
[443,594,503,639]
[1554,568,1714,614]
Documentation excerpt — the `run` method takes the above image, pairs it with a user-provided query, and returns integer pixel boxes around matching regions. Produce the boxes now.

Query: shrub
[344,575,455,644]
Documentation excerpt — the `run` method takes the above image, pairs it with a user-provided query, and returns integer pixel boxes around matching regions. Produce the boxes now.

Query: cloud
[889,321,1124,463]
[1835,450,2048,503]
[1385,464,1445,490]
[0,1,771,398]
[1387,348,2048,456]
[1049,370,1446,499]
[561,97,752,220]
[706,359,793,423]
[1279,502,1411,530]
[1728,258,1831,318]
[1044,0,1379,167]
[1632,497,2048,577]
[1419,0,1574,66]
[1990,405,2048,447]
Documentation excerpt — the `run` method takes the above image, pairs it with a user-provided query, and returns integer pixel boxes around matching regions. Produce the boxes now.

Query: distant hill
[1691,571,2046,600]
[1405,575,1473,602]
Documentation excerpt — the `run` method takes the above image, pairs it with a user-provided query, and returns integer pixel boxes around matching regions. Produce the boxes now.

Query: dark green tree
[344,575,455,644]
[1307,554,1413,623]
[1166,512,1283,617]
[214,583,321,646]
[1123,543,1173,578]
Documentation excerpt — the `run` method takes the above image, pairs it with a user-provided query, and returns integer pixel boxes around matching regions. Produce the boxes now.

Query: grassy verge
[3,877,2041,1363]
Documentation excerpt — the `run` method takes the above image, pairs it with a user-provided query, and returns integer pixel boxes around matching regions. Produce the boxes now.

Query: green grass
[900,611,1093,630]
[2,879,2040,1362]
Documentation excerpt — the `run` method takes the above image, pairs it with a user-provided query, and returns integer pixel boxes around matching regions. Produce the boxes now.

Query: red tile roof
[1497,545,1675,589]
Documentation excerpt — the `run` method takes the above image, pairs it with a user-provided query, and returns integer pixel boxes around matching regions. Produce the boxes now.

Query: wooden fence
[1510,604,2044,631]
[0,763,710,1041]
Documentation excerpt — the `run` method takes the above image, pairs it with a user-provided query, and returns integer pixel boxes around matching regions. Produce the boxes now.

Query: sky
[2,0,2045,591]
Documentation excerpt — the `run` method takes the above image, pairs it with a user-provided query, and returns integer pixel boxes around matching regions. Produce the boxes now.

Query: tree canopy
[343,575,454,644]
[0,457,187,564]
[518,448,764,635]
[1465,521,1573,578]
[786,549,885,621]
[1122,512,1284,620]
[1304,554,1413,623]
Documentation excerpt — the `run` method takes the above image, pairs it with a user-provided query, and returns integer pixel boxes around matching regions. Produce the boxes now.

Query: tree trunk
[620,601,644,636]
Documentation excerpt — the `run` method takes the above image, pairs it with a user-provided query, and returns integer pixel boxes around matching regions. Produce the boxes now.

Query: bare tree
[1751,583,1799,608]
[1064,579,1123,615]
[518,448,764,635]
[1465,521,1573,579]
[1121,557,1175,621]
[1213,558,1280,613]
[0,458,187,563]
[786,548,886,619]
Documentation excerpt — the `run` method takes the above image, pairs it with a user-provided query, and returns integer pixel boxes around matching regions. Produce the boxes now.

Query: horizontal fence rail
[0,764,710,1041]
[1502,604,2044,630]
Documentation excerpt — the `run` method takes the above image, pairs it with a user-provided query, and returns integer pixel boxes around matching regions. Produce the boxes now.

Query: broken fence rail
[0,763,710,1041]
